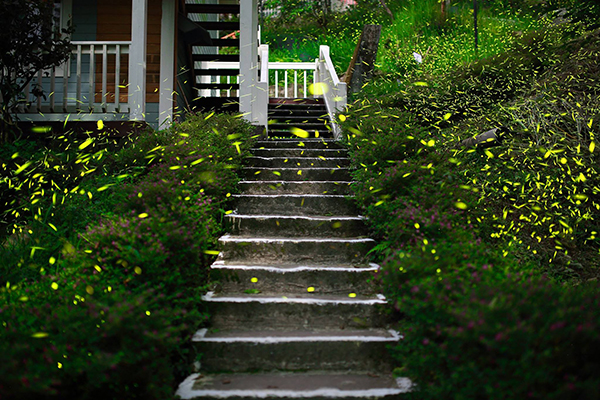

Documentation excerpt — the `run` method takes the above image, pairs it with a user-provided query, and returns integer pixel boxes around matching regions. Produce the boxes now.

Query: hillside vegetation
[265,0,599,398]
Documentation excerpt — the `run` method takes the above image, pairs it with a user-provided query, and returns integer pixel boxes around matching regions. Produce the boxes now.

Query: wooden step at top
[196,83,240,90]
[270,97,325,106]
[193,54,240,62]
[195,21,240,31]
[197,38,240,47]
[194,68,240,76]
[176,371,413,399]
[186,4,240,14]
[237,180,353,195]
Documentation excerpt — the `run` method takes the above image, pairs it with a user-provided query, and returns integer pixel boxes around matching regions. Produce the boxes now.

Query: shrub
[390,275,600,400]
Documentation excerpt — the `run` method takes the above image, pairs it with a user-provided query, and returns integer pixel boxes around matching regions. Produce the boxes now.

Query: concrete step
[246,157,349,168]
[268,131,334,140]
[243,168,351,182]
[268,116,328,123]
[250,148,348,158]
[176,371,413,400]
[225,214,366,237]
[269,123,330,131]
[238,181,352,195]
[233,195,357,216]
[201,292,391,330]
[210,260,379,295]
[218,235,375,265]
[192,328,400,373]
[253,139,344,149]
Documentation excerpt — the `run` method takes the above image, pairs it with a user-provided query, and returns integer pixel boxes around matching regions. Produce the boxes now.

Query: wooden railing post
[159,0,176,128]
[240,0,258,121]
[129,0,148,121]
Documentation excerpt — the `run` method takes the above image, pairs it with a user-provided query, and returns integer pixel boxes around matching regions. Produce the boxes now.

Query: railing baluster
[89,44,95,111]
[227,75,231,97]
[37,70,43,112]
[62,54,69,112]
[115,45,121,112]
[294,70,298,98]
[303,70,307,97]
[50,66,56,112]
[284,71,288,98]
[23,81,30,113]
[76,45,82,111]
[102,44,108,112]
[275,70,278,98]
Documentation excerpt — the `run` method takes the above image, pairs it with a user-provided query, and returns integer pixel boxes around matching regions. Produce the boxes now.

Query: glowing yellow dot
[307,287,315,292]
[134,267,142,275]
[560,158,567,164]
[251,277,258,283]
[455,202,468,210]
[339,114,346,122]
[146,311,151,316]
[414,223,420,229]
[49,257,56,265]
[348,293,357,298]
[226,193,231,197]
[138,213,148,219]
[51,282,58,290]
[57,362,63,369]
[97,120,104,130]
[138,192,143,198]
[86,286,94,295]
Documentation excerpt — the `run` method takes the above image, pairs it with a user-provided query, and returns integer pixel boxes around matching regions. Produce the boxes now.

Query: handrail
[317,45,347,140]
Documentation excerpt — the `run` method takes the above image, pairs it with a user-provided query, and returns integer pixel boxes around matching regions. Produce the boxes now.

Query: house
[14,0,346,134]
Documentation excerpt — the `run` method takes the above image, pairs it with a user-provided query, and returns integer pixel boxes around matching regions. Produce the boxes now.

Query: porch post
[159,0,176,128]
[129,0,148,121]
[240,0,258,122]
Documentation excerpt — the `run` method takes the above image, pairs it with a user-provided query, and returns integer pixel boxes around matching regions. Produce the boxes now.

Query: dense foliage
[337,2,599,398]
[0,113,257,399]
[0,0,74,140]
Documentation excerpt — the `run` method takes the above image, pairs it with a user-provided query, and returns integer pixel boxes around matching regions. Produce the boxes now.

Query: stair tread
[219,235,374,243]
[177,371,412,399]
[202,291,386,303]
[212,260,379,271]
[195,328,400,341]
[226,214,363,221]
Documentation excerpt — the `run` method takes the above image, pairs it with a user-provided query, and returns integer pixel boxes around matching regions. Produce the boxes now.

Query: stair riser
[243,168,351,182]
[218,239,374,265]
[247,157,349,168]
[225,215,366,237]
[211,267,378,295]
[251,149,348,157]
[205,301,391,330]
[238,181,352,195]
[269,123,329,130]
[233,196,357,216]
[253,140,343,149]
[268,131,333,139]
[196,340,395,373]
[268,117,328,124]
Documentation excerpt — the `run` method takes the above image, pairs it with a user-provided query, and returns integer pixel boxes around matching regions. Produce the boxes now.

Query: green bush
[0,112,257,398]
[388,273,600,400]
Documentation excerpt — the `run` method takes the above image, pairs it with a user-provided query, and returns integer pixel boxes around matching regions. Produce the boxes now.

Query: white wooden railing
[316,45,347,139]
[14,41,140,120]
[200,43,346,139]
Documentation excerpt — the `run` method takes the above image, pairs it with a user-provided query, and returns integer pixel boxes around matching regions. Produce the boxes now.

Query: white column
[239,0,258,122]
[159,0,176,128]
[129,0,148,121]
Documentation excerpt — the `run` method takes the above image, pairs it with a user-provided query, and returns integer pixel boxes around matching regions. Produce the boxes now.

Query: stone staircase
[175,103,411,399]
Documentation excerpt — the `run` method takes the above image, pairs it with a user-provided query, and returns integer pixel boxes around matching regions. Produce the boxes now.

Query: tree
[0,0,73,140]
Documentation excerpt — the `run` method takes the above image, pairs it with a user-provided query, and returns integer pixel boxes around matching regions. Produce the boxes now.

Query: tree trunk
[344,25,382,95]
